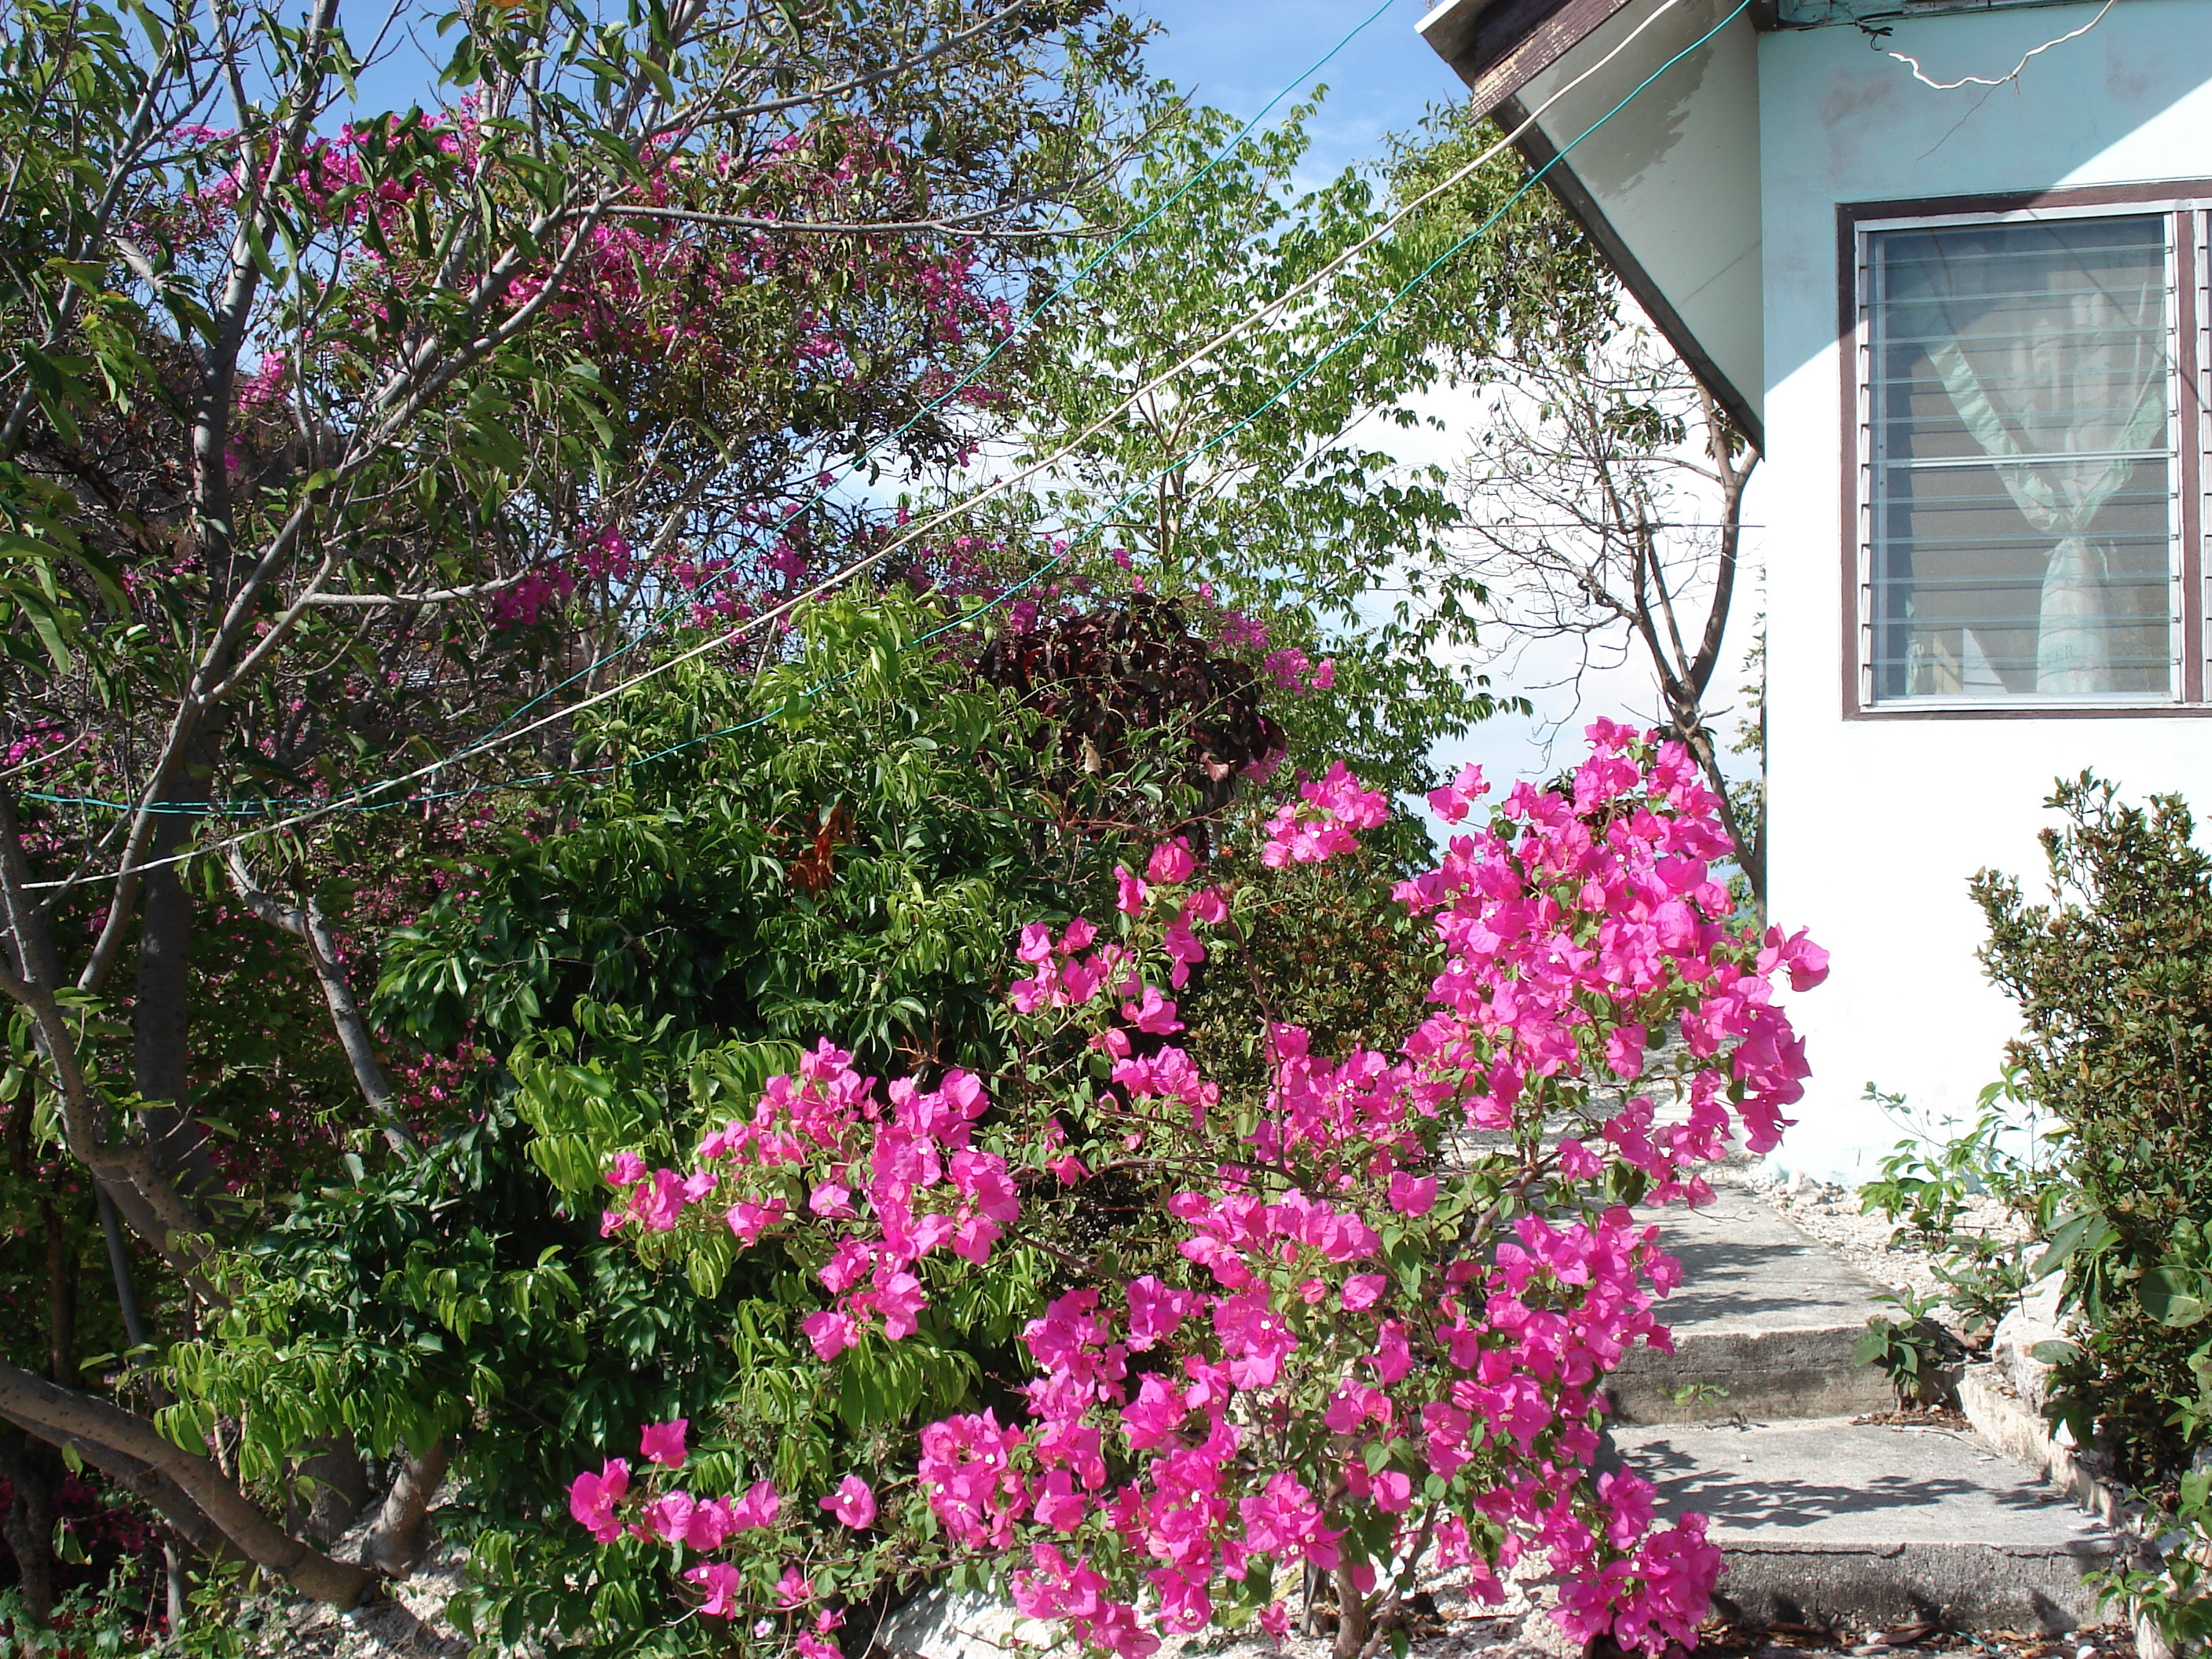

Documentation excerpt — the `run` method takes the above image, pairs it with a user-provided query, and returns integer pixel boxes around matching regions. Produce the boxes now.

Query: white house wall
[1758,0,2212,1180]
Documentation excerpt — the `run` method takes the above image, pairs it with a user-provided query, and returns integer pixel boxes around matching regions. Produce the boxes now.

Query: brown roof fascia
[1420,0,1777,112]
[1419,0,1640,115]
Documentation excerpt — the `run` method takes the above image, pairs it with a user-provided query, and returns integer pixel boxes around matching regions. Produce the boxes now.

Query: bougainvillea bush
[565,721,1826,1658]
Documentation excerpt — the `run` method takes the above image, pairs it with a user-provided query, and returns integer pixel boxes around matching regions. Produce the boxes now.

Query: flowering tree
[566,722,1826,1657]
[0,0,1151,1620]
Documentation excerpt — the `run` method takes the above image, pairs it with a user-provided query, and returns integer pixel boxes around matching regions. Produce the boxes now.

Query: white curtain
[1894,229,2166,694]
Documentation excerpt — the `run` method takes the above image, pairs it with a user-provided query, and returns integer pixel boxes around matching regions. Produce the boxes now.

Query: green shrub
[1972,772,2212,1487]
[1855,1076,2060,1348]
[161,594,1449,1654]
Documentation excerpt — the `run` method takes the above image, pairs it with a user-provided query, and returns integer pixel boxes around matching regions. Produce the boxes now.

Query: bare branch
[302,569,534,607]
[223,848,417,1155]
[1445,326,1764,905]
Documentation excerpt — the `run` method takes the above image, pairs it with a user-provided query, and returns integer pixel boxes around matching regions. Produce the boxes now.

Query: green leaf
[2031,1210,2112,1281]
[2141,1267,2210,1329]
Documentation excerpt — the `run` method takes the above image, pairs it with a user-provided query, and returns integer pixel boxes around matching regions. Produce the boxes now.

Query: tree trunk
[132,803,225,1217]
[1331,1564,1372,1659]
[0,1430,56,1626]
[365,1440,451,1574]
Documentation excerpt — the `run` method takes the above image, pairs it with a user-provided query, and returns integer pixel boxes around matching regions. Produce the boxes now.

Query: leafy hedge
[1973,773,2212,1485]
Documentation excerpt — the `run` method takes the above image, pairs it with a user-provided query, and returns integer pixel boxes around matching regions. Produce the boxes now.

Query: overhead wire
[23,0,1744,887]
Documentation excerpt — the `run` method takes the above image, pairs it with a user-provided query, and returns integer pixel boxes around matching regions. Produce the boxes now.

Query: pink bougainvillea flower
[800,1309,860,1360]
[1369,1469,1413,1513]
[1146,838,1195,884]
[566,1459,629,1544]
[873,1271,927,1339]
[639,1418,688,1467]
[726,1196,788,1246]
[1425,762,1489,824]
[1340,1273,1386,1312]
[728,1478,781,1531]
[640,1489,694,1543]
[1760,924,1833,992]
[685,1560,742,1617]
[1123,1276,1197,1350]
[1386,1171,1437,1216]
[1114,865,1149,915]
[1121,986,1181,1035]
[822,1474,877,1529]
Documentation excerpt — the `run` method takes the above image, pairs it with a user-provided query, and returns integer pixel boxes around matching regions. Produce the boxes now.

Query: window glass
[1868,214,2174,701]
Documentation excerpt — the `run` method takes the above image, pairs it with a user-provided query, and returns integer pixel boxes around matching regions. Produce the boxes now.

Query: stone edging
[1957,1361,2172,1657]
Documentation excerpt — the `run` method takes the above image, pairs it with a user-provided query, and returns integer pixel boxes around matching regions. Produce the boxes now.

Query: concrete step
[1607,1188,1897,1424]
[1609,1415,2119,1632]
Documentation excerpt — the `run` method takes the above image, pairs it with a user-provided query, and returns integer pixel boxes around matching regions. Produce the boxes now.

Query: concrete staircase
[1610,1184,2119,1633]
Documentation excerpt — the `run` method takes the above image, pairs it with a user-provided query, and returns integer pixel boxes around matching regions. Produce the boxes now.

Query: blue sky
[1135,2,1467,181]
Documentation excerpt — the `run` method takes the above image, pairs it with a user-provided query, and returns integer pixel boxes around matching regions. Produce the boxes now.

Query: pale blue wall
[1756,0,2212,1181]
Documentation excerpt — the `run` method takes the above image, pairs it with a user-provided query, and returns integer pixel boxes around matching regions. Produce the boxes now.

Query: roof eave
[1491,90,1764,449]
[1418,0,1645,117]
[1417,0,1768,451]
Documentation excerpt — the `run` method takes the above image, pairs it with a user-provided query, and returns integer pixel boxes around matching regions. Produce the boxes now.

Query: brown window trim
[1836,181,2212,720]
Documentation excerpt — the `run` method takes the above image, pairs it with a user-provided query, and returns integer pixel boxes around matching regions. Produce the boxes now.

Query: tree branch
[363,1438,452,1574]
[223,848,417,1155]
[0,1361,373,1606]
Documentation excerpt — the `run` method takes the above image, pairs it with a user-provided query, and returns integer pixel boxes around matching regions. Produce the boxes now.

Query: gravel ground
[218,1503,479,1659]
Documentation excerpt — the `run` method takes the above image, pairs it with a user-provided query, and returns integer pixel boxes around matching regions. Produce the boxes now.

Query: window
[1857,206,2194,708]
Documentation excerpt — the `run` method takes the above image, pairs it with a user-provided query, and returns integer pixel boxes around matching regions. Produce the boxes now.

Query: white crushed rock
[228,1497,478,1659]
[1168,1554,1583,1659]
